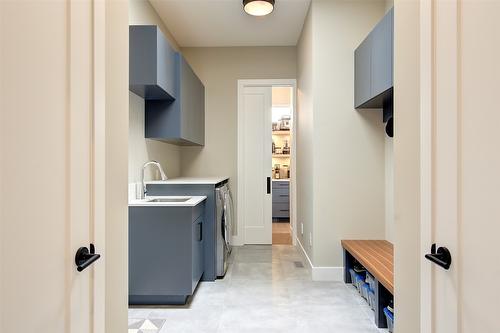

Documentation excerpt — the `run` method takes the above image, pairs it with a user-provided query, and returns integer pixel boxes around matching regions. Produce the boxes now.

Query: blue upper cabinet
[130,25,205,146]
[129,25,177,100]
[145,54,205,146]
[354,34,372,108]
[354,8,393,109]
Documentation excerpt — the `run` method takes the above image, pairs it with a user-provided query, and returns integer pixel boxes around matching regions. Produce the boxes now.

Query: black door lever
[75,243,101,272]
[425,244,452,270]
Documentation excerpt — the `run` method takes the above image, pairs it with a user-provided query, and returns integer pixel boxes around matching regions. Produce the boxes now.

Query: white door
[0,1,105,332]
[420,0,500,331]
[240,86,273,244]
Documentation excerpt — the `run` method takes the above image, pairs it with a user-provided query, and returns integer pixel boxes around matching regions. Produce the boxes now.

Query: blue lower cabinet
[272,181,290,219]
[129,202,205,305]
[272,203,290,218]
[146,180,228,281]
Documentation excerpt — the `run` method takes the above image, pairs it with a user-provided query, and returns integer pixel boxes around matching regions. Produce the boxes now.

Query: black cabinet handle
[75,243,101,272]
[266,177,271,194]
[425,244,452,270]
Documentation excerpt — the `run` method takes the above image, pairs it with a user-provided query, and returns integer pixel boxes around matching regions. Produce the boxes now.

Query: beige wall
[180,46,297,230]
[384,0,395,245]
[385,0,394,12]
[393,0,420,332]
[385,135,395,242]
[128,0,182,187]
[296,5,315,258]
[296,0,386,268]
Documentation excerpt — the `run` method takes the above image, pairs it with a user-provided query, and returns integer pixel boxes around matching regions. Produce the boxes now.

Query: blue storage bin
[349,268,357,285]
[354,273,365,293]
[384,307,394,333]
[366,272,376,291]
[361,283,370,300]
[368,289,375,310]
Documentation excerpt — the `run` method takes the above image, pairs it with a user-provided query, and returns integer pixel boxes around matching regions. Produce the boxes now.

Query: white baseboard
[296,236,344,282]
[312,266,344,281]
[230,235,244,247]
[295,236,313,267]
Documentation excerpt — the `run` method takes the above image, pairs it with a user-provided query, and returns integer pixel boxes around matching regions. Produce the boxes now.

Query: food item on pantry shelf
[279,115,291,130]
[282,140,290,154]
[283,165,289,179]
[274,164,281,179]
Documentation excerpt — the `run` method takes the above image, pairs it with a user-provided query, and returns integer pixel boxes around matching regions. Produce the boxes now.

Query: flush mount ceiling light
[243,0,275,17]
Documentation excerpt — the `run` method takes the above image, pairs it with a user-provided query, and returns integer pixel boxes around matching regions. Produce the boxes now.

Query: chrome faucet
[141,161,167,198]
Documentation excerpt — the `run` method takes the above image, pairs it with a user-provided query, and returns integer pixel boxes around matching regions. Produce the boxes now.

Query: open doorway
[271,87,293,245]
[237,79,297,246]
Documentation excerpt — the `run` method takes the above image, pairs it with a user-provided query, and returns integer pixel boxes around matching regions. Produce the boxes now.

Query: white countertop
[146,176,229,185]
[129,196,207,207]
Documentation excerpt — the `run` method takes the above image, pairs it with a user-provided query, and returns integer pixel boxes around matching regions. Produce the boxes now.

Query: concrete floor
[128,245,388,333]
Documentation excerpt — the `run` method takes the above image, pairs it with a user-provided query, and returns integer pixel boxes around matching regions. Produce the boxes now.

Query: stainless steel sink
[146,197,190,203]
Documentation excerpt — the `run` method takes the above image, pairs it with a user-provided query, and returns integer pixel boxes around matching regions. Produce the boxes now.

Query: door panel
[242,86,272,244]
[422,0,500,331]
[459,1,500,331]
[0,1,104,332]
[432,2,459,332]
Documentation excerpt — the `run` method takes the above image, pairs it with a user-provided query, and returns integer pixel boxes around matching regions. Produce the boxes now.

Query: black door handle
[266,177,271,194]
[425,244,452,270]
[75,243,101,272]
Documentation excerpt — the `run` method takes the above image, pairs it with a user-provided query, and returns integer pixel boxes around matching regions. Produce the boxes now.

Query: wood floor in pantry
[272,222,292,245]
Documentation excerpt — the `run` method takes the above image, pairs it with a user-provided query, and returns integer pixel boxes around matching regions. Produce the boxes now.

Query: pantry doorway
[236,79,297,246]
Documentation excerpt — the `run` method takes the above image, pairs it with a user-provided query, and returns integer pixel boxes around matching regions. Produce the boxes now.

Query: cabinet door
[272,187,290,203]
[272,203,290,218]
[354,35,372,108]
[145,55,205,146]
[191,216,203,291]
[272,181,290,190]
[371,8,393,98]
[129,26,176,100]
[180,56,205,146]
[156,28,177,99]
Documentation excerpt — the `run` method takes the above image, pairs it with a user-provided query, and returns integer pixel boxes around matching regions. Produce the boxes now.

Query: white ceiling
[148,0,311,47]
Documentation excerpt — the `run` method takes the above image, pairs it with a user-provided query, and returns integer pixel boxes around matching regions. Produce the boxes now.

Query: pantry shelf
[272,131,290,135]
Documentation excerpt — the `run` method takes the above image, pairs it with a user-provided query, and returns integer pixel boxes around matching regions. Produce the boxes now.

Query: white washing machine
[216,183,233,277]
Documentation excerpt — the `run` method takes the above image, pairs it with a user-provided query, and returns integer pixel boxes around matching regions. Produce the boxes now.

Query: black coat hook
[75,243,101,272]
[425,244,452,270]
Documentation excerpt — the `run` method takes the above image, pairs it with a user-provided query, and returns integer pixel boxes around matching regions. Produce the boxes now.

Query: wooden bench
[341,240,394,329]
